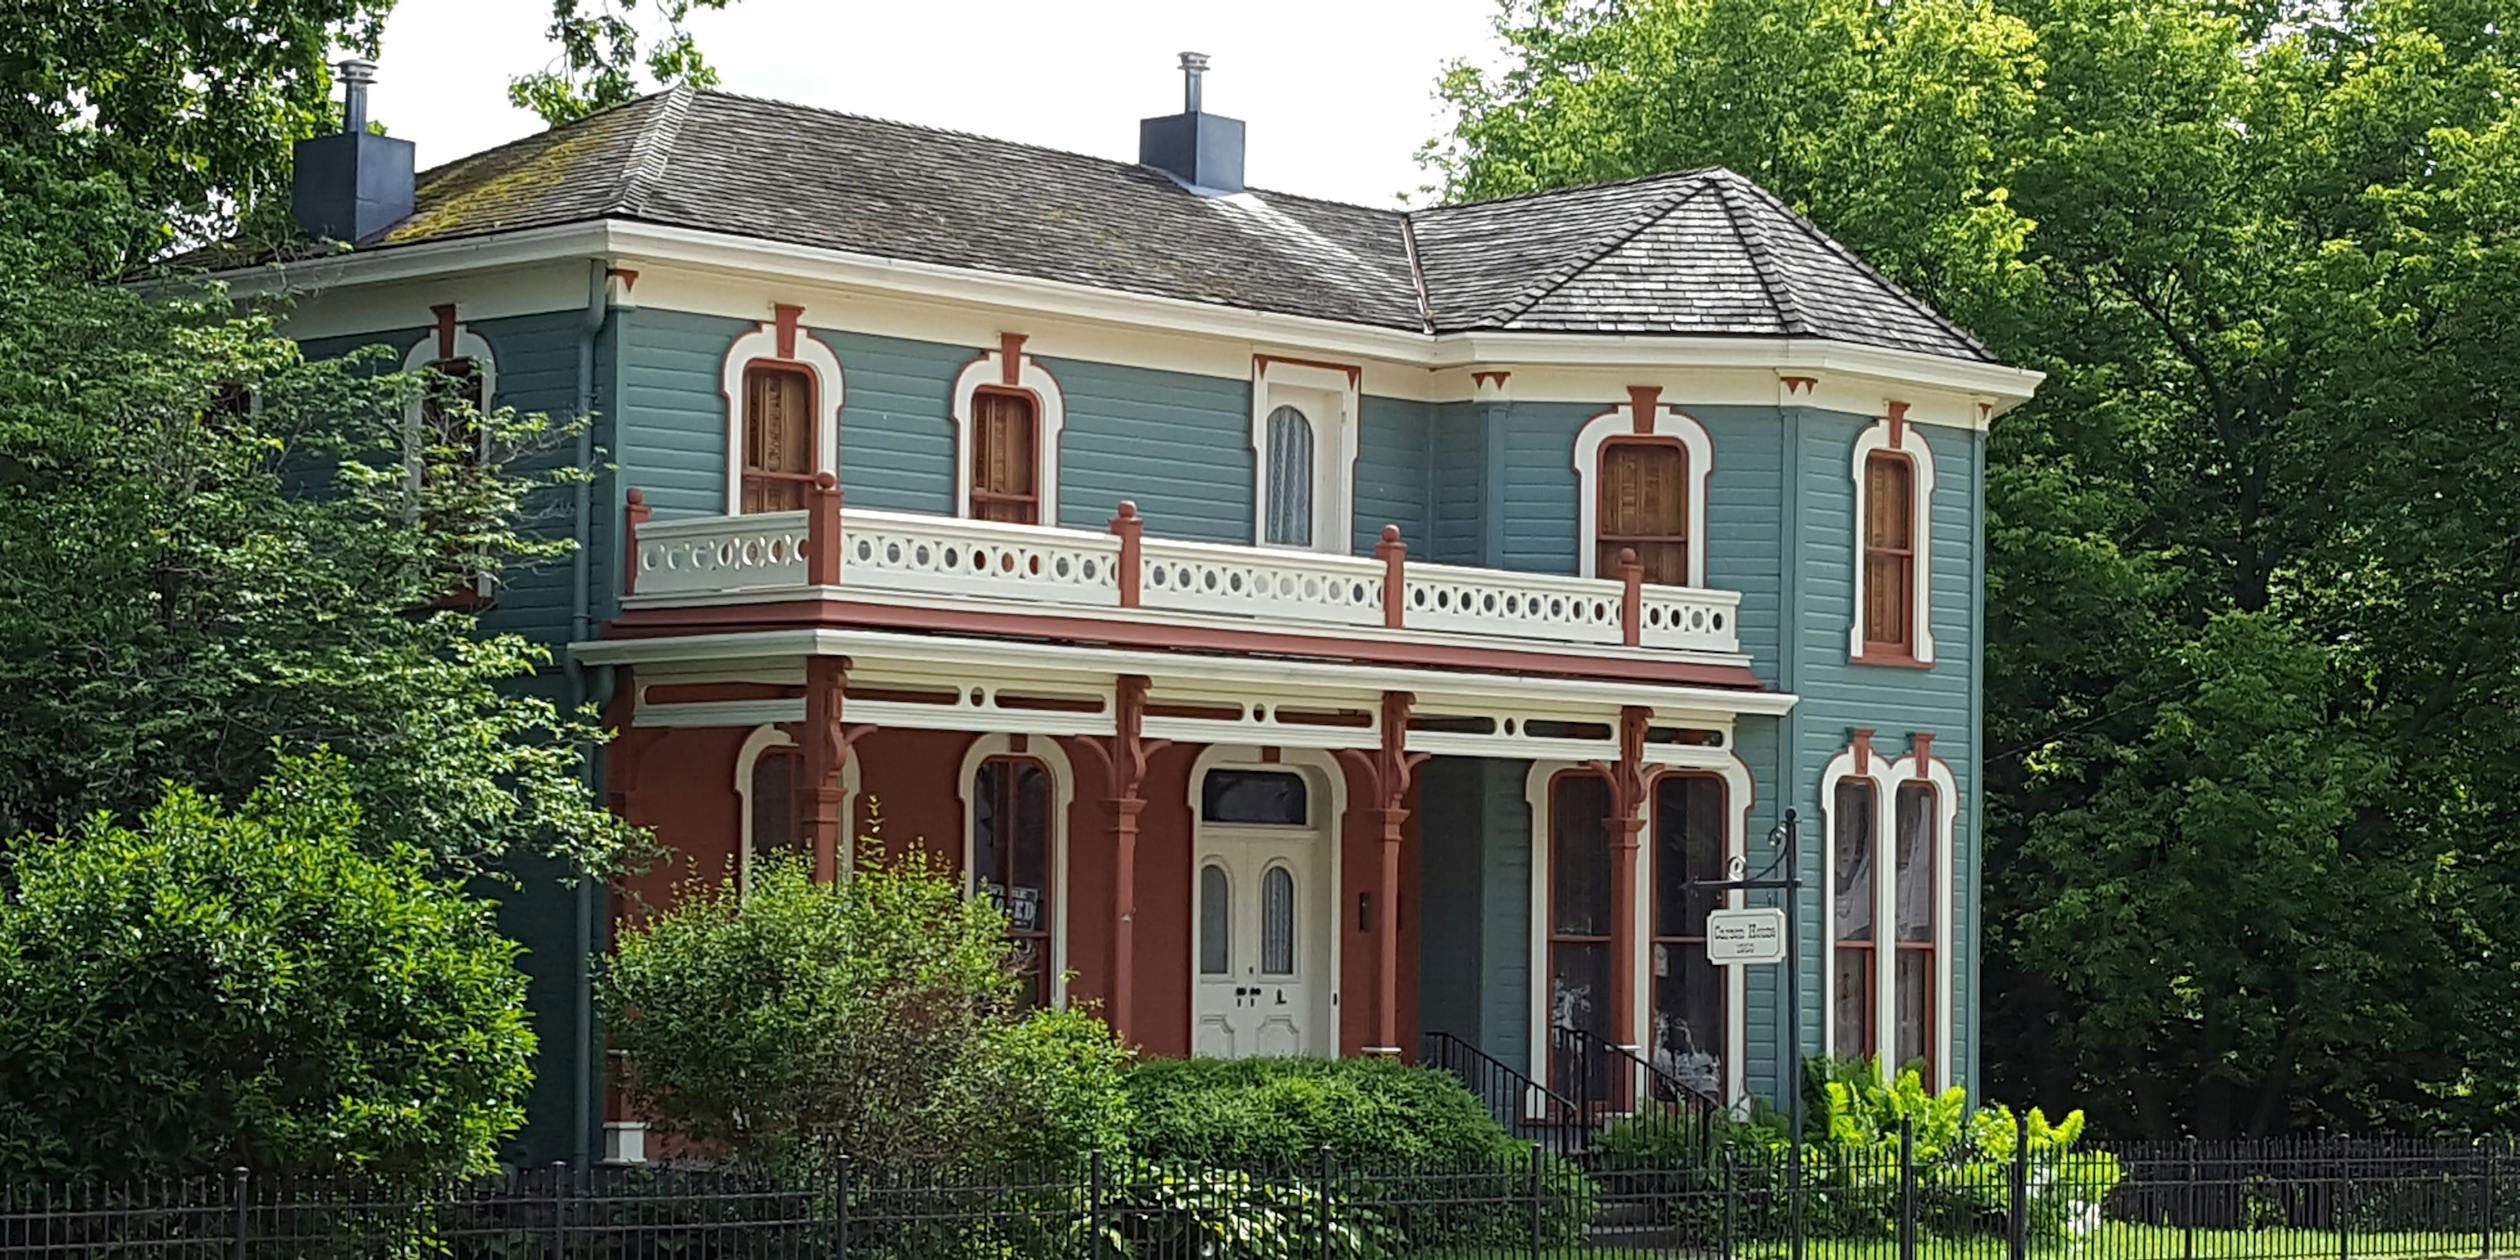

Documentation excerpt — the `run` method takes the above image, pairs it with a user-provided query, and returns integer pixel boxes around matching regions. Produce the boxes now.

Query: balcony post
[1109,501,1143,607]
[621,488,650,597]
[1619,546,1643,646]
[1376,525,1407,629]
[805,471,843,586]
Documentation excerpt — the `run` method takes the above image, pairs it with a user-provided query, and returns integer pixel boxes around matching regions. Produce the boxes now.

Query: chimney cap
[1178,51,1210,71]
[336,58,378,84]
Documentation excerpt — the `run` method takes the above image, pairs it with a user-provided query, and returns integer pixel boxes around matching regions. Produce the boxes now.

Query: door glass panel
[1260,866,1295,975]
[1198,864,1230,976]
[1202,770,1308,825]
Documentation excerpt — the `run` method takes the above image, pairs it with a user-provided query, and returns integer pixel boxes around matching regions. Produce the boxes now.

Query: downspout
[567,257,611,1167]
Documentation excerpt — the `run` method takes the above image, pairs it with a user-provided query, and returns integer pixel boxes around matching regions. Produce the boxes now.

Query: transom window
[740,363,816,512]
[1200,770,1309,826]
[1862,453,1917,653]
[971,755,1054,1008]
[1596,441,1690,585]
[1894,782,1937,1079]
[1831,779,1878,1062]
[968,389,1041,525]
[1650,774,1726,1099]
[1262,404,1316,548]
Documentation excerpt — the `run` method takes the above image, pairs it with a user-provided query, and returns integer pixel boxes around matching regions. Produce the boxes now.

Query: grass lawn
[1419,1223,2494,1259]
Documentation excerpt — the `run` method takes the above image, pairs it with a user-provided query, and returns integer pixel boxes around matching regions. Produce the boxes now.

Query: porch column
[1592,706,1653,1056]
[1336,691,1427,1056]
[1058,674,1166,1046]
[794,656,872,883]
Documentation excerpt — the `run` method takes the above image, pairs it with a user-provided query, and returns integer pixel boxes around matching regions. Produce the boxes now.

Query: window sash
[1862,453,1917,651]
[974,755,1054,1008]
[741,364,816,513]
[970,389,1040,525]
[1596,442,1690,585]
[1893,781,1936,1078]
[1263,404,1317,548]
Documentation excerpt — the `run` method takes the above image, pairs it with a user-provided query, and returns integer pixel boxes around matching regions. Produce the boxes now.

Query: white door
[1192,828,1327,1058]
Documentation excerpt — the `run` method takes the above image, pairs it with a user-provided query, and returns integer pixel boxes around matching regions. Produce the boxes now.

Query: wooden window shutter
[1862,453,1915,651]
[1596,442,1689,585]
[969,390,1040,525]
[741,364,815,513]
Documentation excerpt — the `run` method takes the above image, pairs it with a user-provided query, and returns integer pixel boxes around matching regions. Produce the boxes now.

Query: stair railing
[1420,1031,1583,1156]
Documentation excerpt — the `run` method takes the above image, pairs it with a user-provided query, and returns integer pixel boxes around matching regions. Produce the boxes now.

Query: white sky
[364,0,1507,208]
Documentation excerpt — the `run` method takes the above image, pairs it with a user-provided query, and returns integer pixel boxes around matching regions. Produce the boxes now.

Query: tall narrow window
[1263,404,1316,547]
[747,746,802,875]
[1893,782,1936,1078]
[1548,773,1614,1097]
[1651,774,1727,1099]
[969,390,1040,524]
[1198,864,1231,976]
[972,756,1054,1008]
[741,364,815,512]
[419,357,485,466]
[1260,866,1296,976]
[1862,454,1916,654]
[1597,442,1690,585]
[1832,780,1878,1061]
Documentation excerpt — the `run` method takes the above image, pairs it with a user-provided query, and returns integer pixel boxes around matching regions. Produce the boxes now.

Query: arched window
[1262,404,1316,547]
[733,725,855,891]
[748,744,802,869]
[1198,864,1232,976]
[1650,774,1726,1099]
[1546,772,1613,1095]
[971,755,1055,1008]
[1830,779,1878,1061]
[1894,782,1937,1079]
[968,389,1041,524]
[1260,865,1296,976]
[1861,453,1917,654]
[1597,442,1691,585]
[741,363,816,512]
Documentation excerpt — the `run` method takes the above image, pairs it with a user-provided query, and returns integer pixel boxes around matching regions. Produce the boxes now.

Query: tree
[0,153,636,877]
[603,851,1133,1178]
[1428,0,2520,1135]
[0,754,536,1182]
[509,0,742,126]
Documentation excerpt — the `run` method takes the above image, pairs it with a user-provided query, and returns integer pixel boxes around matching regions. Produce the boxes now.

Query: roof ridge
[1710,174,1814,338]
[1713,170,1992,361]
[611,83,695,217]
[1482,177,1717,327]
[1414,165,1724,214]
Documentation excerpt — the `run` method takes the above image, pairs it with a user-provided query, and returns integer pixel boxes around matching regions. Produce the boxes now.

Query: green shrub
[602,850,1131,1179]
[0,754,536,1181]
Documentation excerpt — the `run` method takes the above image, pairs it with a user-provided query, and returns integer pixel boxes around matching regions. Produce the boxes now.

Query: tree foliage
[1430,0,2520,1136]
[509,0,738,126]
[603,851,1134,1178]
[0,153,636,877]
[0,754,536,1182]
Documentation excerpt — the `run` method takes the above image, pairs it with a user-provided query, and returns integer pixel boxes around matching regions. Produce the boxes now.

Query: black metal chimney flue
[290,59,415,244]
[1139,51,1244,195]
[1180,51,1208,114]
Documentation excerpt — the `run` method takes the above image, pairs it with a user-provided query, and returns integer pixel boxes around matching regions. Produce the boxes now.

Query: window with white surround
[1573,402,1714,583]
[1250,358,1358,553]
[732,725,859,890]
[958,734,1074,1008]
[1849,412,1936,664]
[951,340,1065,524]
[719,307,843,514]
[1819,737,1954,1085]
[401,322,496,490]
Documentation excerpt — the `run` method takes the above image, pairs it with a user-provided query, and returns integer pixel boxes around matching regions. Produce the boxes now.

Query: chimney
[1138,51,1246,195]
[290,59,416,244]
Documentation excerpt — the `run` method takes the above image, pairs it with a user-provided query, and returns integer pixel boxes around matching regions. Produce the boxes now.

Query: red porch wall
[1335,792,1423,1057]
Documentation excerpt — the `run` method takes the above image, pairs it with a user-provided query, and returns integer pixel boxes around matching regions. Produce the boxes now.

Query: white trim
[212,219,2044,413]
[731,724,860,888]
[401,324,498,487]
[1817,740,1896,1069]
[1883,750,1959,1089]
[1573,404,1715,581]
[1847,417,1937,664]
[1523,750,1752,1107]
[719,317,845,514]
[1250,360,1361,552]
[1186,746,1346,1056]
[951,349,1066,523]
[957,733,1077,1008]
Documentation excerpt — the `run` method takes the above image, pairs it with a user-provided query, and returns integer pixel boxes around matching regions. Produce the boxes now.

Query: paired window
[1894,782,1936,1080]
[1861,453,1917,654]
[740,363,816,512]
[1596,442,1691,585]
[968,389,1042,525]
[1262,405,1317,548]
[1650,774,1727,1099]
[971,755,1055,1008]
[1196,861,1300,979]
[1830,780,1878,1062]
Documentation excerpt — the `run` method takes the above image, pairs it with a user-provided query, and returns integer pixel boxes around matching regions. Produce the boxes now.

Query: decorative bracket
[1334,691,1429,815]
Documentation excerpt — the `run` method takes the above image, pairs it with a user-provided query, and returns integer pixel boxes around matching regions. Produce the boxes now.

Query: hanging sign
[1704,907,1788,965]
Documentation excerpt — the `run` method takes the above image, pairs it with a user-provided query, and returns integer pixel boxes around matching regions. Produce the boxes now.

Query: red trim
[1471,369,1511,390]
[805,472,842,584]
[1780,375,1818,396]
[432,303,458,359]
[1886,401,1909,447]
[1255,353,1362,389]
[605,266,640,292]
[1625,385,1661,435]
[1374,525,1407,629]
[1908,732,1934,780]
[772,303,804,360]
[621,488,650,597]
[1850,727,1874,776]
[1108,501,1143,606]
[1852,651,1931,670]
[998,332,1028,387]
[604,598,1772,691]
[646,681,799,704]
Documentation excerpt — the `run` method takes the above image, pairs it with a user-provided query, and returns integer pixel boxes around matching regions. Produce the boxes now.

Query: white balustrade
[1637,586,1741,654]
[634,510,810,597]
[841,508,1122,607]
[1403,564,1627,645]
[1137,538,1384,627]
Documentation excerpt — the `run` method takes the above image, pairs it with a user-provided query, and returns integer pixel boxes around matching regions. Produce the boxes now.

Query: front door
[1192,817,1329,1058]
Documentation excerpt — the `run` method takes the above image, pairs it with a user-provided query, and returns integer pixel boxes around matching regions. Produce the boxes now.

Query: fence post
[2009,1109,2030,1260]
[1087,1148,1105,1260]
[1525,1142,1542,1260]
[1899,1116,1919,1260]
[2338,1163,2352,1260]
[1722,1145,1738,1260]
[2185,1138,2201,1260]
[833,1155,851,1260]
[548,1161,569,1260]
[228,1167,248,1260]
[1326,1144,1341,1260]
[2485,1141,2498,1260]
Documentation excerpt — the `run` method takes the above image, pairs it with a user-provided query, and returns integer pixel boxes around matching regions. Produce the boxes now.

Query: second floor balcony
[616,476,1745,669]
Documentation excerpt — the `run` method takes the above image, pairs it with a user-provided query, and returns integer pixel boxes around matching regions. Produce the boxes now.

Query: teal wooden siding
[1416,755,1535,1070]
[1046,356,1250,542]
[1429,403,1487,566]
[1353,395,1432,554]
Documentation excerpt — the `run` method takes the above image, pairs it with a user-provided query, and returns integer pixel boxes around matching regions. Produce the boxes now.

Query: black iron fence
[3,1134,2516,1260]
